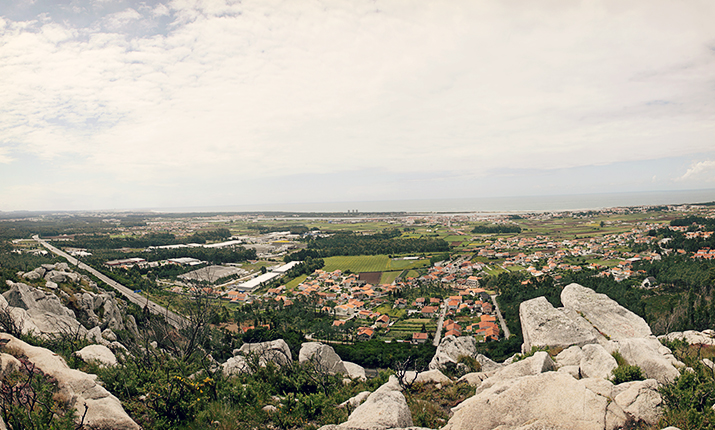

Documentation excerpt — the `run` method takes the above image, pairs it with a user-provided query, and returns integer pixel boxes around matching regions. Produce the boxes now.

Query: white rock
[299,342,347,375]
[429,335,477,370]
[0,353,21,378]
[2,282,86,338]
[74,344,118,367]
[478,351,555,393]
[445,371,625,430]
[238,339,292,367]
[401,369,452,385]
[0,333,139,430]
[338,391,371,409]
[340,376,413,429]
[555,345,584,367]
[580,344,618,380]
[614,379,662,425]
[558,365,581,379]
[561,283,652,340]
[222,355,250,377]
[343,361,367,381]
[101,328,117,342]
[659,330,715,346]
[456,371,489,386]
[520,296,600,352]
[607,337,681,384]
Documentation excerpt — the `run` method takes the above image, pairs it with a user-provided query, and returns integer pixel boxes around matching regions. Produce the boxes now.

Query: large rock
[555,345,584,367]
[222,355,250,377]
[659,330,715,346]
[401,369,452,385]
[614,379,662,425]
[339,376,413,429]
[343,361,367,381]
[580,344,618,380]
[606,337,681,384]
[429,336,477,370]
[74,344,118,367]
[299,342,348,375]
[478,351,555,392]
[229,339,293,370]
[445,371,627,430]
[0,333,140,430]
[338,391,371,409]
[519,296,600,353]
[561,283,652,340]
[2,282,87,337]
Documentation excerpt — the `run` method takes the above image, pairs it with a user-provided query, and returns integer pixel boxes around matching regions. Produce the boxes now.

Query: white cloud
[1,0,715,209]
[679,160,715,182]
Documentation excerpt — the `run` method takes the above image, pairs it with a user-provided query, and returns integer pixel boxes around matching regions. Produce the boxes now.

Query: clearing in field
[322,255,429,273]
[359,272,382,284]
[380,271,402,284]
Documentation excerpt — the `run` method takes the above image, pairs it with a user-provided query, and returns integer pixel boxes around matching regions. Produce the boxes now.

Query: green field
[322,255,429,273]
[386,318,437,340]
[380,271,402,284]
[373,304,407,319]
[285,274,308,290]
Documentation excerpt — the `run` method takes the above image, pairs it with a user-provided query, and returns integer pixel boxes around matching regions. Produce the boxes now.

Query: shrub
[611,365,644,385]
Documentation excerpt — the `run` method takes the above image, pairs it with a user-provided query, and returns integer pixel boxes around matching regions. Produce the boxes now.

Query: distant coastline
[156,188,715,214]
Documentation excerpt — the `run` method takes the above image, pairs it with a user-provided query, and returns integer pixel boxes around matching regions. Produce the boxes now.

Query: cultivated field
[322,255,429,273]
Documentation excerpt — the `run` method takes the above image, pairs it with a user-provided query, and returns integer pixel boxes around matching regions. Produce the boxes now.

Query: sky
[1,0,714,212]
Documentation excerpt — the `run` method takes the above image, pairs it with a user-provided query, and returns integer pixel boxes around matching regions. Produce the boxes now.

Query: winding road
[34,236,187,329]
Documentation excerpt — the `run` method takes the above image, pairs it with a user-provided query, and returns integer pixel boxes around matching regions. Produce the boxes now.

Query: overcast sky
[1,0,714,211]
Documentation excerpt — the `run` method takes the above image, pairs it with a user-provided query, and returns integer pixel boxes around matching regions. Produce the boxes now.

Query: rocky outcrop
[343,361,367,381]
[613,379,663,425]
[580,344,618,380]
[338,391,371,409]
[478,351,555,393]
[238,339,292,366]
[659,330,715,346]
[428,335,478,370]
[401,369,451,385]
[519,296,600,352]
[606,337,681,384]
[2,282,87,338]
[222,355,250,377]
[0,333,140,430]
[224,339,292,377]
[561,283,652,340]
[445,371,627,430]
[337,376,413,429]
[74,344,118,367]
[555,345,584,367]
[299,342,348,375]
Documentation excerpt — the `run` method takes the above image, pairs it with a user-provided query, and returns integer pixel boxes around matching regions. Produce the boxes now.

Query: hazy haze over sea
[156,189,715,214]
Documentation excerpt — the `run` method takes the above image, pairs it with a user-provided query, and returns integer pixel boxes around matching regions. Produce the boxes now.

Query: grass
[373,304,407,319]
[322,255,429,273]
[380,271,402,285]
[284,274,308,291]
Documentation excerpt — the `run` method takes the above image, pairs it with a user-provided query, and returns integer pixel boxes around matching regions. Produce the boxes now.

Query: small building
[412,332,429,344]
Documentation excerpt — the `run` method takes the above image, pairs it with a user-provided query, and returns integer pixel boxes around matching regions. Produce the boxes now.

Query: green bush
[610,365,644,385]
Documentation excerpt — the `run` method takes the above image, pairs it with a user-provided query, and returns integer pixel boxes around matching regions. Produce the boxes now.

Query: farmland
[322,255,429,273]
[385,318,437,340]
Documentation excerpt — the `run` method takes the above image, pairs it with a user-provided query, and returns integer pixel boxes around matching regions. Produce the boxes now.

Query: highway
[490,294,511,338]
[34,236,187,329]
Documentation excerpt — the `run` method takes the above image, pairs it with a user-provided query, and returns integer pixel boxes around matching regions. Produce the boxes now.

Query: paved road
[490,294,511,338]
[34,236,187,329]
[432,302,448,346]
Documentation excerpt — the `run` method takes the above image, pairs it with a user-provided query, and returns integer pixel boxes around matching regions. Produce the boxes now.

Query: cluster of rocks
[316,283,699,430]
[0,333,140,430]
[1,265,137,369]
[221,339,367,381]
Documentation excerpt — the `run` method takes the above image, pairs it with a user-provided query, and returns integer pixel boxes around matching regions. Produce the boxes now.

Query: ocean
[159,189,715,214]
